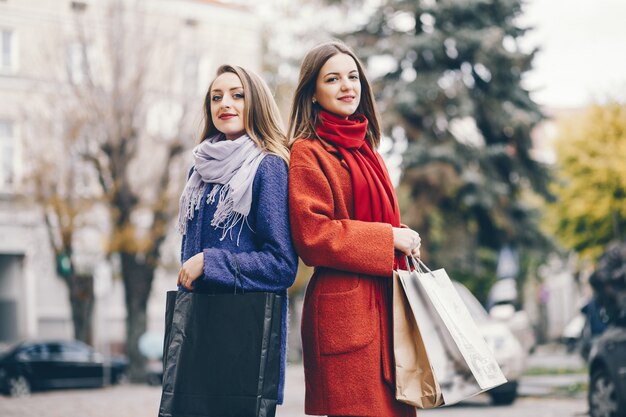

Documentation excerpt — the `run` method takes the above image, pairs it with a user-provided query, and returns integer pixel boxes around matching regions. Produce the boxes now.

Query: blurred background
[0,0,625,416]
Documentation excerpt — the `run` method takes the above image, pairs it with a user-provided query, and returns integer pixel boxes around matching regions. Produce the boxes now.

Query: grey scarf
[178,133,266,241]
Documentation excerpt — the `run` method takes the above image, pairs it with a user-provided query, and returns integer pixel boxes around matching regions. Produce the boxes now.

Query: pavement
[284,347,590,415]
[526,343,586,370]
[520,343,588,398]
[0,384,161,417]
[0,344,589,417]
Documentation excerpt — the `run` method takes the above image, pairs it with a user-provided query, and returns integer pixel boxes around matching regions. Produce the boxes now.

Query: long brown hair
[288,41,381,149]
[199,65,289,163]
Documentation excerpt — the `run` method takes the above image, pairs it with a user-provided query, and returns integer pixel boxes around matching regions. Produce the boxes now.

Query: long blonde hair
[288,41,381,149]
[199,65,289,163]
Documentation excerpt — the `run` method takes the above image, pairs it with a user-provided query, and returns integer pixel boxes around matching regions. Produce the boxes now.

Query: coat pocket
[317,280,377,355]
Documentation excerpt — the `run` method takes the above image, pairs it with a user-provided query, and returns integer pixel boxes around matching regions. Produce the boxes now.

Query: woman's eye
[211,95,222,102]
[325,77,338,83]
[350,74,360,80]
[233,92,245,99]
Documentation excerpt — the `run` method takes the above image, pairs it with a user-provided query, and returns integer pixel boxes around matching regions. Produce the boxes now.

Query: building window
[0,120,15,188]
[70,1,88,12]
[197,56,212,94]
[0,29,16,72]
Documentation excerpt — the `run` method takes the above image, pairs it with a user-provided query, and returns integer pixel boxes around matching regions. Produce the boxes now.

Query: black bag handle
[232,253,244,294]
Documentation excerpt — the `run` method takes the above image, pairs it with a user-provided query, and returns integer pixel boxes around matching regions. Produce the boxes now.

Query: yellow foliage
[547,102,626,260]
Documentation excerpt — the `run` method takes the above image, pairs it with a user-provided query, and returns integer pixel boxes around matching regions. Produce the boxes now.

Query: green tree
[344,0,552,296]
[548,102,626,260]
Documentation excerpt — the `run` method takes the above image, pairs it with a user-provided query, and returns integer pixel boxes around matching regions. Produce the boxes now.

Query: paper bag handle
[405,256,433,275]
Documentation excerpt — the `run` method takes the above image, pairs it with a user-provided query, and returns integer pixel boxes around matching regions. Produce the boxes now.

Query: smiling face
[313,53,362,118]
[210,72,246,140]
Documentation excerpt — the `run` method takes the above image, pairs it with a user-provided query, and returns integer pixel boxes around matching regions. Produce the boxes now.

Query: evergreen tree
[345,0,552,294]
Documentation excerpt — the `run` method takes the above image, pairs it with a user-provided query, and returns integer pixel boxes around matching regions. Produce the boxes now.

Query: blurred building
[528,107,588,342]
[0,0,261,351]
[530,107,587,165]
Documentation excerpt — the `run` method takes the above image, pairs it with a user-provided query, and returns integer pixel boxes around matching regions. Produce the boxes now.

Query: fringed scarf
[177,133,266,243]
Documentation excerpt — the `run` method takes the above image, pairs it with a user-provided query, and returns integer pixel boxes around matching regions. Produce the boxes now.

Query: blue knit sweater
[179,154,298,404]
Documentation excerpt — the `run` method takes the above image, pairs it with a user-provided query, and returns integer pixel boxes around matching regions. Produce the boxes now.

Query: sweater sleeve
[289,142,395,277]
[200,156,298,292]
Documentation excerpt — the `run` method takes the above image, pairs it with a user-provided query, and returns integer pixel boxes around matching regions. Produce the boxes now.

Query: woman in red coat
[288,41,421,417]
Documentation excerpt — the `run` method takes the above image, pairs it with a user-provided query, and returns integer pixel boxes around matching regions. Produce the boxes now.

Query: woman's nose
[220,95,233,108]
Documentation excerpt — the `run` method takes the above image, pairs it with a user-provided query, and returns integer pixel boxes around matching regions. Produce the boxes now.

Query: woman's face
[210,72,246,140]
[313,53,361,118]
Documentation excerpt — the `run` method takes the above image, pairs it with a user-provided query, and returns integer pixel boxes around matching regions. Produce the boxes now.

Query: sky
[245,0,626,110]
[520,0,626,109]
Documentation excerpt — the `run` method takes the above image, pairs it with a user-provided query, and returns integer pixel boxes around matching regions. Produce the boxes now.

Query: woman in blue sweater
[175,64,298,408]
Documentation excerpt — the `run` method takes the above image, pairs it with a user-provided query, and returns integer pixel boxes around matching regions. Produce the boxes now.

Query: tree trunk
[120,251,155,382]
[612,209,622,241]
[66,273,95,345]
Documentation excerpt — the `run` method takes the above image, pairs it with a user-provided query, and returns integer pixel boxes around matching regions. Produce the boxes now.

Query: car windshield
[453,282,490,322]
[0,341,23,358]
[0,343,10,359]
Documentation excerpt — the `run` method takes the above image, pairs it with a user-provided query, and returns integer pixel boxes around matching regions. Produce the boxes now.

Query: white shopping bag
[396,258,507,406]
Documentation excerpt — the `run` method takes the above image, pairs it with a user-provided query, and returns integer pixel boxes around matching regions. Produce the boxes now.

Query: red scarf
[316,110,400,228]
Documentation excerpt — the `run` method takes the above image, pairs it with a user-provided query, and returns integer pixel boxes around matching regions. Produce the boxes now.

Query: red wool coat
[289,138,416,417]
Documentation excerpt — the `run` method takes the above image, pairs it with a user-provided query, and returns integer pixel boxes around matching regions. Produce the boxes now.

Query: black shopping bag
[158,290,282,417]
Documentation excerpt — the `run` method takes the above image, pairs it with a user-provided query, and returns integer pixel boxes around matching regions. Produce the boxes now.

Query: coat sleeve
[289,144,395,277]
[200,156,298,292]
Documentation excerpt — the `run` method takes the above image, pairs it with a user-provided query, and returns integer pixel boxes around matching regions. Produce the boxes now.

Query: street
[418,397,587,417]
[0,363,589,417]
[279,364,589,417]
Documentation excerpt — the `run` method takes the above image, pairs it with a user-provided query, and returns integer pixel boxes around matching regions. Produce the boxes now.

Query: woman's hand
[177,252,204,290]
[393,227,422,258]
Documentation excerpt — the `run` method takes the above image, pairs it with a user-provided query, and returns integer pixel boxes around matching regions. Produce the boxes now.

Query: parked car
[138,330,164,386]
[562,312,586,353]
[487,278,537,354]
[588,325,626,417]
[489,303,536,355]
[454,282,526,405]
[145,359,163,386]
[0,340,128,397]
